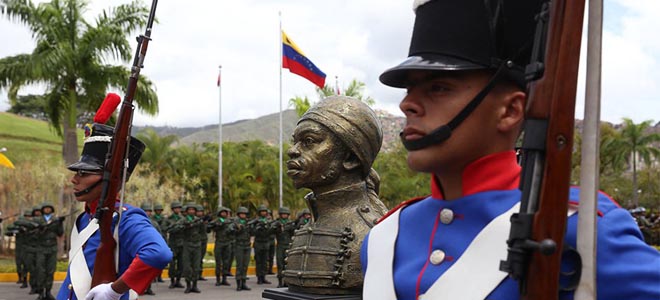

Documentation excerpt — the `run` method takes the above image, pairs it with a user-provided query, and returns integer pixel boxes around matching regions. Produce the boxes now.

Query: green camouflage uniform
[210,207,233,286]
[165,202,185,288]
[232,207,252,291]
[15,207,46,295]
[179,203,203,293]
[271,207,297,287]
[250,205,273,285]
[195,205,209,281]
[7,213,31,288]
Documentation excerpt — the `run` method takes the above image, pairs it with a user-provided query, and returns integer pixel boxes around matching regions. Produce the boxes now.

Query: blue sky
[1,0,658,127]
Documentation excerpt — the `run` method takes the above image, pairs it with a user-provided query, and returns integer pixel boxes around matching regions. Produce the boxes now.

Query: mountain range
[133,109,407,152]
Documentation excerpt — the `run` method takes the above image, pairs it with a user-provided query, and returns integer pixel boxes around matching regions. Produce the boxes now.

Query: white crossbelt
[68,214,138,300]
[363,203,578,300]
[69,216,99,300]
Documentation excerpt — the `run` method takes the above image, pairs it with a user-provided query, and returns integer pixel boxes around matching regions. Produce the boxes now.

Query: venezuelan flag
[282,31,326,88]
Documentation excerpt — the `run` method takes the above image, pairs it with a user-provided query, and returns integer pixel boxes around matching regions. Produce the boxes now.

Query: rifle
[0,213,19,223]
[499,0,586,299]
[91,0,159,288]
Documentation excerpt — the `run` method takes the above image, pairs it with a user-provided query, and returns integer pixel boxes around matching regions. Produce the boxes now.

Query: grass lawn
[0,112,84,166]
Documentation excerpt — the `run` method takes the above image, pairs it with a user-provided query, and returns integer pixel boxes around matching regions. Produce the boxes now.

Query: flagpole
[278,11,284,209]
[218,65,223,207]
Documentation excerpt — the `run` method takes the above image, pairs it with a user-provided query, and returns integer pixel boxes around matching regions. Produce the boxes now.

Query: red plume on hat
[93,93,121,124]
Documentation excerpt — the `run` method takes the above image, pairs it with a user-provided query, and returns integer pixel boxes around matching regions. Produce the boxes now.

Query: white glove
[85,283,123,300]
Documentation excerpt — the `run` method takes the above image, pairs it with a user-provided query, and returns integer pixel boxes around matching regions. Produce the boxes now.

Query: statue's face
[287,120,347,189]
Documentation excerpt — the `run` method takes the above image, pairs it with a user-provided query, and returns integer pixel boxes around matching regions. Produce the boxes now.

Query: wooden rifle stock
[91,0,159,288]
[500,0,586,299]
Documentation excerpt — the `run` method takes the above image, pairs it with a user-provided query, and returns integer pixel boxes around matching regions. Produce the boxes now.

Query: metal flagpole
[218,65,223,207]
[279,11,283,208]
[575,0,602,298]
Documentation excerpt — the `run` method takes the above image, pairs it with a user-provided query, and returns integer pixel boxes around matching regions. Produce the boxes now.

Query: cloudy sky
[1,0,658,127]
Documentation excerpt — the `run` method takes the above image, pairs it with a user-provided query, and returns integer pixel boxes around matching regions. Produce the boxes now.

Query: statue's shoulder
[376,195,430,225]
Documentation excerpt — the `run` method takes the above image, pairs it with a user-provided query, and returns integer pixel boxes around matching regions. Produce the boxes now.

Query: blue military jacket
[361,151,660,300]
[56,203,172,300]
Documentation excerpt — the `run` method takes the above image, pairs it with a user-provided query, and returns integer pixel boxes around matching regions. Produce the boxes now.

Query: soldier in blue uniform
[56,123,172,300]
[361,1,660,299]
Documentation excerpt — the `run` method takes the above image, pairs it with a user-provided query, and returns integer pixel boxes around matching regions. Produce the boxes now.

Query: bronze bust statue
[283,95,386,295]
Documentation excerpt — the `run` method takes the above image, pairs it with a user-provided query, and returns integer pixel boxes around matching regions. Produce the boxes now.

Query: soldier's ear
[342,152,361,172]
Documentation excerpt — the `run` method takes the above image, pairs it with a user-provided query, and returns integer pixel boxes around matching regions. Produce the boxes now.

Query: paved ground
[0,275,279,300]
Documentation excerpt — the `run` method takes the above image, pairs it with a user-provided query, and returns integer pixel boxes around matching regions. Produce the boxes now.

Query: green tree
[288,78,374,117]
[619,118,660,207]
[136,129,178,183]
[0,0,159,164]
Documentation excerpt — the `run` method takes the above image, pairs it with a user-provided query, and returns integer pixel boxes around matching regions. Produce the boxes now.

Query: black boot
[21,277,28,288]
[198,273,207,281]
[190,280,201,293]
[277,278,283,288]
[157,274,164,283]
[174,277,184,288]
[168,278,175,289]
[44,289,55,300]
[257,276,263,284]
[215,275,221,286]
[184,280,192,294]
[221,275,230,286]
[241,279,251,291]
[16,273,22,284]
[29,287,37,294]
[262,275,272,284]
[144,287,155,295]
[35,288,45,300]
[236,279,242,291]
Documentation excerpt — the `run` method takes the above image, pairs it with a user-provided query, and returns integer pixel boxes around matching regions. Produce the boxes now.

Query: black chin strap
[74,179,103,197]
[400,61,512,151]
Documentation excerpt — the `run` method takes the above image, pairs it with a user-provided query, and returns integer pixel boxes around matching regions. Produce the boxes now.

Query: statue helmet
[299,96,383,177]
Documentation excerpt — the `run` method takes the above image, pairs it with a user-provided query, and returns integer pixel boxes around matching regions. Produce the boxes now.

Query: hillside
[135,109,407,152]
[0,112,84,165]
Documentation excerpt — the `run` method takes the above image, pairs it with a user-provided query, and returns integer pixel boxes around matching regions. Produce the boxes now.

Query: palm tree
[619,118,660,207]
[0,0,159,164]
[136,129,178,183]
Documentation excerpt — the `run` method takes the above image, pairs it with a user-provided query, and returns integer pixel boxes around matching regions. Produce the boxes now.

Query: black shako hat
[380,0,543,88]
[67,123,145,181]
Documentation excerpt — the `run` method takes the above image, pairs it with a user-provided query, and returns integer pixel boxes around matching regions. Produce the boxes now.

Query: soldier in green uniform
[295,208,312,229]
[165,201,185,289]
[194,204,209,281]
[178,202,203,293]
[250,204,272,285]
[26,206,42,295]
[152,203,167,283]
[21,202,64,300]
[271,207,296,287]
[267,209,276,275]
[210,206,233,286]
[7,210,33,288]
[226,207,235,277]
[231,206,251,291]
[140,203,160,295]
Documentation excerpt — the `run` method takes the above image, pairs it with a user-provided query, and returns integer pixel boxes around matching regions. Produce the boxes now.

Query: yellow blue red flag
[282,31,326,88]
